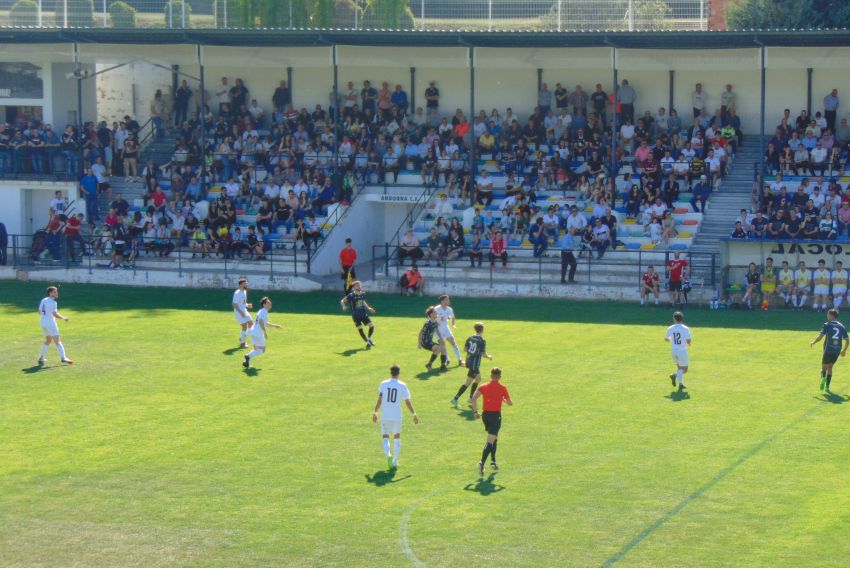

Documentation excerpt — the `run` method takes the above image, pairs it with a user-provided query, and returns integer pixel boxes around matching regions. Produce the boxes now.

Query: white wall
[0,181,78,237]
[51,62,97,127]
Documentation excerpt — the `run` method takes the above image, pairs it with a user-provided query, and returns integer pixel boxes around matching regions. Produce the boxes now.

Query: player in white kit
[37,286,74,365]
[243,297,282,368]
[232,277,253,348]
[434,294,463,366]
[372,365,418,469]
[664,311,691,391]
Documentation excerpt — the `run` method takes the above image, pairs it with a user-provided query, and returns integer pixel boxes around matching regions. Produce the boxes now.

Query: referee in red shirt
[471,367,513,476]
[339,238,357,292]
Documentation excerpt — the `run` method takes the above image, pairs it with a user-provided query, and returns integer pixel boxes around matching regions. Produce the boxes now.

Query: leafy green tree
[109,0,136,28]
[10,0,39,26]
[727,0,850,29]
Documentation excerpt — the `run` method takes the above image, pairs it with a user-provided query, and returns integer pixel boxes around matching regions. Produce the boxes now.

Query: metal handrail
[386,179,441,251]
[136,117,157,153]
[306,179,364,264]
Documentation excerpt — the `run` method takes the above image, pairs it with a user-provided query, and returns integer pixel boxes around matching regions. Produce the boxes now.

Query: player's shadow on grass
[243,367,259,377]
[365,469,411,486]
[22,364,52,374]
[222,347,242,356]
[464,474,504,496]
[665,390,691,402]
[336,348,363,357]
[456,409,477,421]
[818,392,850,404]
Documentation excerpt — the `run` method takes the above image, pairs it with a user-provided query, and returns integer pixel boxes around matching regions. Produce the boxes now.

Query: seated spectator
[731,221,747,239]
[468,234,484,268]
[591,217,610,259]
[741,262,761,309]
[475,170,494,206]
[423,227,444,266]
[445,228,465,261]
[488,229,508,268]
[529,217,548,258]
[820,211,838,240]
[398,229,424,266]
[400,264,424,296]
[750,210,768,238]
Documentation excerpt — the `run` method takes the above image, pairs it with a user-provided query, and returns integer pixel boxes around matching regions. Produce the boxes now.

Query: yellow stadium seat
[640,243,656,249]
[623,218,637,224]
[678,232,692,238]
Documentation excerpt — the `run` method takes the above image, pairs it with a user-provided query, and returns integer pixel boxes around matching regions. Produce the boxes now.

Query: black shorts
[353,314,372,327]
[421,340,435,351]
[823,351,840,365]
[467,367,481,379]
[669,280,682,291]
[482,411,502,435]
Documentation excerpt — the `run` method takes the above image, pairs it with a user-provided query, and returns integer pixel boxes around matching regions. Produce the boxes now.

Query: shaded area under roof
[1,28,850,49]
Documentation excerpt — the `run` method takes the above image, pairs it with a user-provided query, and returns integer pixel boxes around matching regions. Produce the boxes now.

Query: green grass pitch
[1,281,849,567]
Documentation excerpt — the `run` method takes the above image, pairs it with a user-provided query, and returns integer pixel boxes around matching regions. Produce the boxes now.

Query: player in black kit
[420,307,447,371]
[340,280,377,348]
[451,322,492,409]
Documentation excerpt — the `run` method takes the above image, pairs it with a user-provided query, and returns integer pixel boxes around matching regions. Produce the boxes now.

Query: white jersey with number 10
[665,323,691,352]
[378,378,410,421]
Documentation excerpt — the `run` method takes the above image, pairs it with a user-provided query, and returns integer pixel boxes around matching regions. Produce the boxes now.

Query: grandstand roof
[3,28,850,49]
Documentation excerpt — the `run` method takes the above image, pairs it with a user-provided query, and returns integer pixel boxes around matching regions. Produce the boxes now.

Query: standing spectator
[61,125,79,178]
[215,77,230,114]
[174,80,192,128]
[667,251,689,306]
[391,84,409,115]
[340,237,357,292]
[824,88,840,131]
[538,83,552,115]
[721,84,736,123]
[150,89,166,141]
[230,78,249,112]
[425,81,440,113]
[80,167,99,222]
[558,230,577,284]
[591,83,608,127]
[617,79,637,123]
[569,84,588,117]
[691,83,707,118]
[361,80,378,115]
[554,83,568,110]
[272,80,291,113]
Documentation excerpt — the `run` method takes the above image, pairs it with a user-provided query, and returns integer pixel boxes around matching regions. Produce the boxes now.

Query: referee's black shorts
[482,411,502,435]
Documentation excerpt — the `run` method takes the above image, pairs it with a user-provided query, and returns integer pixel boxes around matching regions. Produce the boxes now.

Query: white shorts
[438,326,454,340]
[41,322,60,337]
[234,309,252,325]
[381,419,402,436]
[250,333,266,348]
[672,349,689,367]
[815,286,830,296]
[833,287,847,296]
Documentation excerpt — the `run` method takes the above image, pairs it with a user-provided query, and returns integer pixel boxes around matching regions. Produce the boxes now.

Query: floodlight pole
[333,45,340,178]
[74,42,83,180]
[806,67,813,116]
[469,46,476,178]
[198,44,207,194]
[759,43,766,176]
[611,46,618,182]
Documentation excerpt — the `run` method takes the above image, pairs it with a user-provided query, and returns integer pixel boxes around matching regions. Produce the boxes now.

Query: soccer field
[2,281,849,567]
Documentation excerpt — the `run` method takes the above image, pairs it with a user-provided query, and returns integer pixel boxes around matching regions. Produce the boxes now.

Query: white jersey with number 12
[665,323,691,352]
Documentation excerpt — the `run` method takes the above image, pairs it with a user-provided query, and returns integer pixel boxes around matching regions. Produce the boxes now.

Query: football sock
[394,438,401,459]
[358,328,368,342]
[676,369,684,386]
[481,442,493,464]
[368,325,374,338]
[56,342,67,360]
[428,353,438,365]
[800,294,808,308]
[453,344,462,360]
[247,349,263,360]
[491,440,498,462]
[240,329,247,343]
[39,344,49,358]
[440,354,447,366]
[827,373,832,389]
[822,369,826,379]
[640,298,645,305]
[382,438,391,457]
[469,383,479,398]
[455,384,469,400]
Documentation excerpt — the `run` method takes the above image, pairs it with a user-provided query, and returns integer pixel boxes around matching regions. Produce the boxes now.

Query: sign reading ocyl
[722,238,850,268]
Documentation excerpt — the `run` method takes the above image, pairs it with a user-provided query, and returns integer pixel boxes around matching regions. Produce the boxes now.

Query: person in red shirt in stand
[339,238,358,292]
[471,367,513,477]
[151,185,168,217]
[640,265,660,306]
[667,251,689,307]
[64,212,86,262]
[488,230,508,268]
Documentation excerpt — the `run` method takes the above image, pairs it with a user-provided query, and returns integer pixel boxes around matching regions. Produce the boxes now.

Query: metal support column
[759,45,766,173]
[74,42,83,176]
[610,47,618,179]
[410,67,416,112]
[806,67,813,116]
[668,69,674,113]
[332,46,340,178]
[537,68,543,93]
[469,47,476,177]
[198,44,207,194]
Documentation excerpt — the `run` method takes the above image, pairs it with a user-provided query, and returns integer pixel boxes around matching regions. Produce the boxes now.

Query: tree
[109,0,136,28]
[50,0,94,27]
[727,0,850,29]
[10,0,39,26]
[362,0,413,29]
[164,0,193,27]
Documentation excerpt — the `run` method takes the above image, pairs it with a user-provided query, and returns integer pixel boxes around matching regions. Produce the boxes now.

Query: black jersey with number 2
[821,320,848,354]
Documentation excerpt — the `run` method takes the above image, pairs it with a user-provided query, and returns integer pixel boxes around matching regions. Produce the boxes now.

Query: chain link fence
[0,0,708,31]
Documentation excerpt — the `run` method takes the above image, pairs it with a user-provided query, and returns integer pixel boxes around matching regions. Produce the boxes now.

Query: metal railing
[373,243,718,292]
[6,231,305,279]
[386,180,442,250]
[0,0,709,32]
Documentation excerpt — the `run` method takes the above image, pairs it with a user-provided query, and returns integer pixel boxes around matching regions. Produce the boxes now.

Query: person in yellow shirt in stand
[793,260,812,311]
[813,259,832,312]
[760,257,777,309]
[831,260,849,310]
[777,260,795,308]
